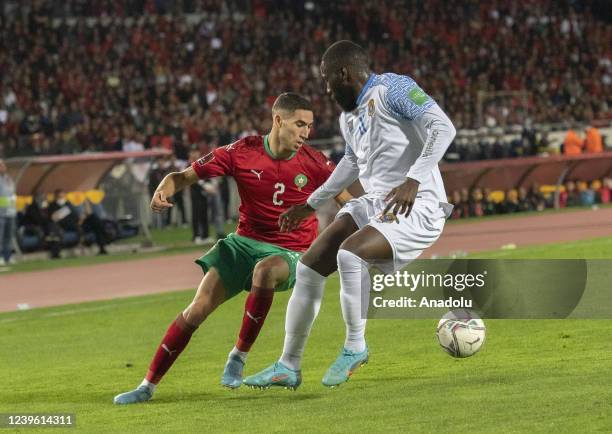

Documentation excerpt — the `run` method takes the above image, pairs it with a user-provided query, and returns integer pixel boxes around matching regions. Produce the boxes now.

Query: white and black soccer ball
[436,310,486,358]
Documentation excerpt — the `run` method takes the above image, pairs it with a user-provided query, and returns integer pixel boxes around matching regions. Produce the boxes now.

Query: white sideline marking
[0,293,187,325]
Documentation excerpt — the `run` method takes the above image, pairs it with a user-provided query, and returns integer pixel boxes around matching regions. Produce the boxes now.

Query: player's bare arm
[151,166,199,213]
[383,177,420,217]
[278,189,353,232]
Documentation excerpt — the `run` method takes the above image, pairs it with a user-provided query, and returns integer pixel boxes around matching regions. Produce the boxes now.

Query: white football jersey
[308,72,456,214]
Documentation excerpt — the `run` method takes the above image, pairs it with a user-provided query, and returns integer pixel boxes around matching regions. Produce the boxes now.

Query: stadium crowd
[0,0,610,159]
[448,178,612,219]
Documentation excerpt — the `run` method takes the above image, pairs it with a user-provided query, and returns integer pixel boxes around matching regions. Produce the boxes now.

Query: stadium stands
[1,0,610,159]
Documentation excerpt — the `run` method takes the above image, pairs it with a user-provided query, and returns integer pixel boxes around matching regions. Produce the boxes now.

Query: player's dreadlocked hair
[272,92,313,114]
[322,40,370,73]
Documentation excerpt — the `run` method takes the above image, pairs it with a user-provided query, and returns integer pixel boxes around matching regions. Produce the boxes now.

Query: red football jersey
[191,135,335,251]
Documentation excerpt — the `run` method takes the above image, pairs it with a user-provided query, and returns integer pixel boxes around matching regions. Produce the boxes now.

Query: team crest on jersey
[368,98,375,117]
[347,119,354,134]
[196,152,215,166]
[294,173,308,191]
[376,212,399,224]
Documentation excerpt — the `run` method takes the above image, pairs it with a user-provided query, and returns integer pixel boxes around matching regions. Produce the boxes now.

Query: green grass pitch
[1,238,612,432]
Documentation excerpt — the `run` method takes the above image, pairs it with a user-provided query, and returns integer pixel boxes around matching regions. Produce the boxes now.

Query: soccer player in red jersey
[114,93,345,404]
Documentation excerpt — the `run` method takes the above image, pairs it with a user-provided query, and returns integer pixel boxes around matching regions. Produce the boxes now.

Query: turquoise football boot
[221,355,245,389]
[322,347,369,387]
[243,361,301,390]
[113,385,153,405]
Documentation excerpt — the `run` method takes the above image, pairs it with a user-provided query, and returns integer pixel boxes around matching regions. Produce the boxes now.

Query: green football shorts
[195,233,302,300]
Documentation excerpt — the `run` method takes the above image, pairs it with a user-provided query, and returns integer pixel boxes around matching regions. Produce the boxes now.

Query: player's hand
[383,177,420,218]
[151,190,173,213]
[278,204,315,232]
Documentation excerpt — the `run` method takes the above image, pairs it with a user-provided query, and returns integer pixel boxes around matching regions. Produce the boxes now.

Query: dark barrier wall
[6,151,171,195]
[440,152,612,203]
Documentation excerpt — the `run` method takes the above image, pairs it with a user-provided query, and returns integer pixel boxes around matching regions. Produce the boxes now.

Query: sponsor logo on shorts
[377,212,399,223]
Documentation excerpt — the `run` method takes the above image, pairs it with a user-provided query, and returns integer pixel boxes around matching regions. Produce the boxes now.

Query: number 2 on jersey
[273,182,285,206]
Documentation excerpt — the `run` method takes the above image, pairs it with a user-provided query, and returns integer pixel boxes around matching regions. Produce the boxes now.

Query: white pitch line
[0,292,188,325]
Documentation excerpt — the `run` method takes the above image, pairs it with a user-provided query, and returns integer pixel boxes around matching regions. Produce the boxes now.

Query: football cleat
[221,355,245,389]
[322,347,369,387]
[113,385,153,405]
[243,361,302,390]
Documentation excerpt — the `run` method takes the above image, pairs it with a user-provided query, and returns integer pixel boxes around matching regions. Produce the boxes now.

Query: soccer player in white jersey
[245,40,456,389]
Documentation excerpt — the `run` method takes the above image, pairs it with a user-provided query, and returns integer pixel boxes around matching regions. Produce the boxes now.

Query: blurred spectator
[22,193,49,229]
[584,126,603,154]
[560,181,580,207]
[517,187,533,212]
[148,157,170,229]
[600,178,612,204]
[481,188,497,215]
[79,198,109,255]
[527,183,547,211]
[468,188,484,217]
[188,149,212,244]
[501,189,520,214]
[458,188,471,217]
[48,190,80,233]
[578,181,596,206]
[205,177,226,240]
[591,180,604,203]
[0,159,17,265]
[22,193,61,257]
[563,128,584,155]
[449,190,463,219]
[164,157,188,228]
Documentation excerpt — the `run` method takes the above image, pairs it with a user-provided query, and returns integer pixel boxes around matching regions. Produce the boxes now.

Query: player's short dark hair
[322,40,369,73]
[272,92,313,114]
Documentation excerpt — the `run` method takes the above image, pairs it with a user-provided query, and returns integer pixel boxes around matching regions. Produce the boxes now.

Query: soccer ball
[436,310,486,358]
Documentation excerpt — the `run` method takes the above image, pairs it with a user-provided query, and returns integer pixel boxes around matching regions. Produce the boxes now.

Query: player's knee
[252,259,286,287]
[183,302,208,326]
[338,237,364,258]
[300,250,326,271]
[187,282,224,325]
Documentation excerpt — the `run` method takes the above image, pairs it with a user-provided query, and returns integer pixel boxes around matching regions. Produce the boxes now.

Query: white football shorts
[336,194,450,273]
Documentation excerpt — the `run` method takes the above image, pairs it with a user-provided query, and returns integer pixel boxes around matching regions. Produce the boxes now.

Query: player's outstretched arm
[306,155,359,210]
[151,167,199,213]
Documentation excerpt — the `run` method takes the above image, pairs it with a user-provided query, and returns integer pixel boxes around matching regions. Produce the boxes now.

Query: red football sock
[145,313,198,384]
[235,287,274,352]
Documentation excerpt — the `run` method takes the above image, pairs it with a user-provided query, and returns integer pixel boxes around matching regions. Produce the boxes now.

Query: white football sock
[337,249,369,353]
[228,346,248,363]
[279,261,326,370]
